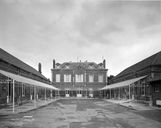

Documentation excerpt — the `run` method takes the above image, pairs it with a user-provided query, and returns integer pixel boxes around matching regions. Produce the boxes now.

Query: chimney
[53,59,55,69]
[38,63,42,74]
[103,59,106,68]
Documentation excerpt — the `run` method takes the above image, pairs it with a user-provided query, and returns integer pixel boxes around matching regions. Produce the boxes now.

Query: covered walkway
[0,70,59,113]
[100,76,149,101]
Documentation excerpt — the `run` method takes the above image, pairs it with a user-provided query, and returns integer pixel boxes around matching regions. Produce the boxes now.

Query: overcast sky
[0,0,161,79]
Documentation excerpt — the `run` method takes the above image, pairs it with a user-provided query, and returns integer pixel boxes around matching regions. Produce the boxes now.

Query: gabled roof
[0,48,47,80]
[115,51,161,79]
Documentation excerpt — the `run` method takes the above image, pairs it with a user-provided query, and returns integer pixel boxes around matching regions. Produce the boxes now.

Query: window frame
[64,74,71,83]
[98,74,104,83]
[89,74,94,83]
[56,74,60,82]
[75,74,83,82]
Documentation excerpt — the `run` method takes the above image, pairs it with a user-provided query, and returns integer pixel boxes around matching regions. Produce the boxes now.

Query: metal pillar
[12,80,15,113]
[7,77,9,104]
[129,85,131,99]
[34,86,36,108]
[110,89,111,99]
[45,88,46,101]
[119,88,121,99]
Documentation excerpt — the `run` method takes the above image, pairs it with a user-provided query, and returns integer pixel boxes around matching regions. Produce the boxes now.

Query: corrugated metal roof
[0,48,47,80]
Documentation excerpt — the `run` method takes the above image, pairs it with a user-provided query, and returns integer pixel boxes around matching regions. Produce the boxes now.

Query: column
[12,80,15,113]
[45,88,46,101]
[129,85,131,99]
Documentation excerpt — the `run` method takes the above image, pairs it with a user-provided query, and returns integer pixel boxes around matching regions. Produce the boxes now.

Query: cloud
[73,1,161,46]
[0,0,161,78]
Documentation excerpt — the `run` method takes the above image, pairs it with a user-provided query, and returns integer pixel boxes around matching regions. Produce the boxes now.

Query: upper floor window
[64,74,71,82]
[89,74,94,82]
[75,74,83,82]
[98,75,103,82]
[56,74,60,82]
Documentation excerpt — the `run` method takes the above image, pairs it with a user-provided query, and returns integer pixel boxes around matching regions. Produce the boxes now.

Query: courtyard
[0,99,161,128]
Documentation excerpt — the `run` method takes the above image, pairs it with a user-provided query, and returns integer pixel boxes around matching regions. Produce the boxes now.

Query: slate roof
[115,51,161,79]
[0,48,47,79]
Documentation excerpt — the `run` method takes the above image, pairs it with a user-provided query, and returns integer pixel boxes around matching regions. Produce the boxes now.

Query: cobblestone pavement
[0,99,161,128]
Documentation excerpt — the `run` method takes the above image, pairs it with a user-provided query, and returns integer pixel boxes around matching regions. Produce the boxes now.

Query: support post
[119,88,121,99]
[12,80,15,113]
[7,77,9,104]
[34,86,36,108]
[129,85,131,99]
[110,89,111,99]
[45,88,46,101]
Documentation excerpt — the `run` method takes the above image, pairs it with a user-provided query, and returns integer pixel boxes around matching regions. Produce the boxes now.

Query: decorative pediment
[98,63,104,69]
[56,63,61,69]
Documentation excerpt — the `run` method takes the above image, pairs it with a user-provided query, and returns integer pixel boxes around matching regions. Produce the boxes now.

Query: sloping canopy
[0,70,59,90]
[101,76,147,90]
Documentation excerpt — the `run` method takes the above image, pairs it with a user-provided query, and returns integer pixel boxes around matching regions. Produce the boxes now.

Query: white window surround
[75,74,83,82]
[56,74,60,82]
[98,75,103,83]
[89,74,94,82]
[64,74,71,82]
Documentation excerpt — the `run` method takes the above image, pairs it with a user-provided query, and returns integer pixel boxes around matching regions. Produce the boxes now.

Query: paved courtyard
[0,99,161,128]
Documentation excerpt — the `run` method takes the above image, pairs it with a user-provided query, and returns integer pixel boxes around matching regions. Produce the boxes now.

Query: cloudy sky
[0,0,161,79]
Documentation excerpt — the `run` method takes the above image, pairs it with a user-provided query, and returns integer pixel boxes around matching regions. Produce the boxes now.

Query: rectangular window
[56,74,60,82]
[89,74,94,82]
[64,74,71,82]
[98,75,103,82]
[75,74,83,82]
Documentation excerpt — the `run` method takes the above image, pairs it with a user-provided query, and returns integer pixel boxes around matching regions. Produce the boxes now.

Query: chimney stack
[38,63,42,74]
[103,59,106,68]
[53,59,55,69]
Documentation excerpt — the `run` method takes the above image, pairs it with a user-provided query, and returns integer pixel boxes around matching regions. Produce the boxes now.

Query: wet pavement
[0,99,161,128]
